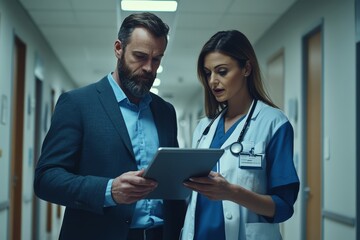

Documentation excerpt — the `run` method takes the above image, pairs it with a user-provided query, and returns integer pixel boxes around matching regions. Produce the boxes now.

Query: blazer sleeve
[34,92,109,215]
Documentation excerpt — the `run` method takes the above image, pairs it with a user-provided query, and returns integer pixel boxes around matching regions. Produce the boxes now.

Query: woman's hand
[183,171,232,200]
[183,171,275,217]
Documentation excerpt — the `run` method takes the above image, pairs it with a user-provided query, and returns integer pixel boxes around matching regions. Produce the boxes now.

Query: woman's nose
[208,73,218,85]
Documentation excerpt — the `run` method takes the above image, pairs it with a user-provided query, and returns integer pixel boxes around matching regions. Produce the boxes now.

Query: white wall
[255,0,356,239]
[0,0,76,239]
[177,88,204,148]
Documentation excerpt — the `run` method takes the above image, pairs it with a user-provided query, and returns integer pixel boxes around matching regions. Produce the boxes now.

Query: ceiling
[18,0,297,116]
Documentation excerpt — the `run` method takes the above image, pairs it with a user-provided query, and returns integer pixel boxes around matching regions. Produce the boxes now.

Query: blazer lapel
[96,77,135,159]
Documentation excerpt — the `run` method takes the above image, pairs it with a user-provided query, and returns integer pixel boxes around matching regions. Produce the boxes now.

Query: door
[32,77,43,240]
[9,36,26,240]
[304,28,323,240]
[267,50,285,110]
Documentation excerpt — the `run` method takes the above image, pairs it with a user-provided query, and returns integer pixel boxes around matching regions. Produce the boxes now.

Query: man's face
[117,52,155,98]
[117,27,167,99]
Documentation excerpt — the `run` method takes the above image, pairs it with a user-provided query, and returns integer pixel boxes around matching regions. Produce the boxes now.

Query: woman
[181,30,299,240]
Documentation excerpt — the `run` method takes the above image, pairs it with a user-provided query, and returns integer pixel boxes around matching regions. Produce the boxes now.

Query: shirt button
[225,212,232,219]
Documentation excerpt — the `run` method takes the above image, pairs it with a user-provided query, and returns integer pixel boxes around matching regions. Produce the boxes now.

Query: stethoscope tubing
[196,100,258,156]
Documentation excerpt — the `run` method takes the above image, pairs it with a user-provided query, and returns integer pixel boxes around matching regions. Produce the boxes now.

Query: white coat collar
[197,100,263,149]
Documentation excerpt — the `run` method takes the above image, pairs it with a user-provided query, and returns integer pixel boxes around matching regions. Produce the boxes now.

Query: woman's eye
[218,70,227,76]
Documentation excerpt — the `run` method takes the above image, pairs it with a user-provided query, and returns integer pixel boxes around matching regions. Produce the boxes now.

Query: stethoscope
[196,100,258,156]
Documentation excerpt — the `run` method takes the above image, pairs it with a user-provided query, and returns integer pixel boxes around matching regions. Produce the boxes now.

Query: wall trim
[323,210,356,227]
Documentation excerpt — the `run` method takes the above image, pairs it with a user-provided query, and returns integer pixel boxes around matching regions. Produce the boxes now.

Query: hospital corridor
[0,0,359,239]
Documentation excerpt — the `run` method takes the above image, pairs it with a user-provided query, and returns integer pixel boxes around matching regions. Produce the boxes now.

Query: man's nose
[142,60,154,73]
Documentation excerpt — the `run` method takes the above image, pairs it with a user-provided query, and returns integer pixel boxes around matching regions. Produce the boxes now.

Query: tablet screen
[143,147,224,199]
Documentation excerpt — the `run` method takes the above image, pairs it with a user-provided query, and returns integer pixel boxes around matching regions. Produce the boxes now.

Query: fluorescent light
[150,87,159,95]
[157,65,163,73]
[153,78,161,87]
[121,1,177,12]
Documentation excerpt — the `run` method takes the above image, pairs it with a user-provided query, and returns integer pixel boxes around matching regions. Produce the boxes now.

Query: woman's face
[203,52,248,104]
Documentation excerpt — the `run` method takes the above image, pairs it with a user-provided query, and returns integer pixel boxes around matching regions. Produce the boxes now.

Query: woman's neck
[226,96,253,119]
[224,96,253,132]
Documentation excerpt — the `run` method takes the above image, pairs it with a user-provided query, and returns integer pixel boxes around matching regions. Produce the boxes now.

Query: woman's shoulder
[193,117,211,133]
[257,101,290,126]
[198,117,212,126]
[258,101,287,117]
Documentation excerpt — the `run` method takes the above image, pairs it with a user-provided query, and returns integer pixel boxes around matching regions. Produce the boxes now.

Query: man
[34,12,186,240]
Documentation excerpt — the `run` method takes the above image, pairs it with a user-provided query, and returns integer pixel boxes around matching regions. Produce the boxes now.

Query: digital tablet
[143,147,224,199]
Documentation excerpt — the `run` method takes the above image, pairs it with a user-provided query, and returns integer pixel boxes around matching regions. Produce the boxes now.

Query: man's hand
[111,169,158,204]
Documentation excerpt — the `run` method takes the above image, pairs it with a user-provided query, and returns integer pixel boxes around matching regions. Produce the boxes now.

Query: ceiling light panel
[121,1,178,12]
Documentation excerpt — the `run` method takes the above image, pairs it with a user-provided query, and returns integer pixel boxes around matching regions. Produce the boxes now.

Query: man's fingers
[120,170,158,187]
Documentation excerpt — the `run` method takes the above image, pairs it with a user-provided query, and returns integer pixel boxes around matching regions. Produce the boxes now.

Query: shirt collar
[107,73,152,108]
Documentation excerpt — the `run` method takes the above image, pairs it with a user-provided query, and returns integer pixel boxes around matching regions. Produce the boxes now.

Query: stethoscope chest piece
[227,100,258,156]
[230,142,243,155]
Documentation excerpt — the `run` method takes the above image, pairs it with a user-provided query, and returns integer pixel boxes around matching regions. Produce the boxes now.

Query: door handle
[12,175,18,187]
[303,186,310,200]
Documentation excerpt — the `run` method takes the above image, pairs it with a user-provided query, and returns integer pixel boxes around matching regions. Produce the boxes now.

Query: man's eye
[135,54,146,60]
[153,58,161,63]
[138,55,146,59]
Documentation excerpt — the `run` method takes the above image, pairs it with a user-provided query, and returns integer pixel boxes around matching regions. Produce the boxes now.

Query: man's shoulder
[59,77,110,106]
[66,76,108,95]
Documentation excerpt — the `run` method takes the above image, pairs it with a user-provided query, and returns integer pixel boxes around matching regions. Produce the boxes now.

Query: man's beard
[117,57,156,98]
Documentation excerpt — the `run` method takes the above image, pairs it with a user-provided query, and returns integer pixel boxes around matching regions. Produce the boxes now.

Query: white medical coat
[181,101,289,240]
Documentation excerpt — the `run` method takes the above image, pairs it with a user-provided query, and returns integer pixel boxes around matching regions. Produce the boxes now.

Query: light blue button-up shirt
[105,73,163,228]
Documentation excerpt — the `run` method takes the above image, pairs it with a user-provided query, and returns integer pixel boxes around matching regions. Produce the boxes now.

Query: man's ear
[114,40,123,59]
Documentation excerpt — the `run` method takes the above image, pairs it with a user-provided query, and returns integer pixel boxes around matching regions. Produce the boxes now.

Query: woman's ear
[244,60,252,77]
[114,40,123,59]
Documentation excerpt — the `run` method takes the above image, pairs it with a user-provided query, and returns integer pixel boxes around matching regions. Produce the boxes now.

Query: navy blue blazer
[34,77,186,240]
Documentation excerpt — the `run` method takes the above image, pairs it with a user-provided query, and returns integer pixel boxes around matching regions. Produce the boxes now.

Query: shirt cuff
[104,179,116,207]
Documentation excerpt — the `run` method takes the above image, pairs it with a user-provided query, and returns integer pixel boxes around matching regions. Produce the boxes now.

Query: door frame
[356,40,360,240]
[9,35,27,240]
[300,22,324,240]
[355,1,360,239]
[32,77,43,240]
